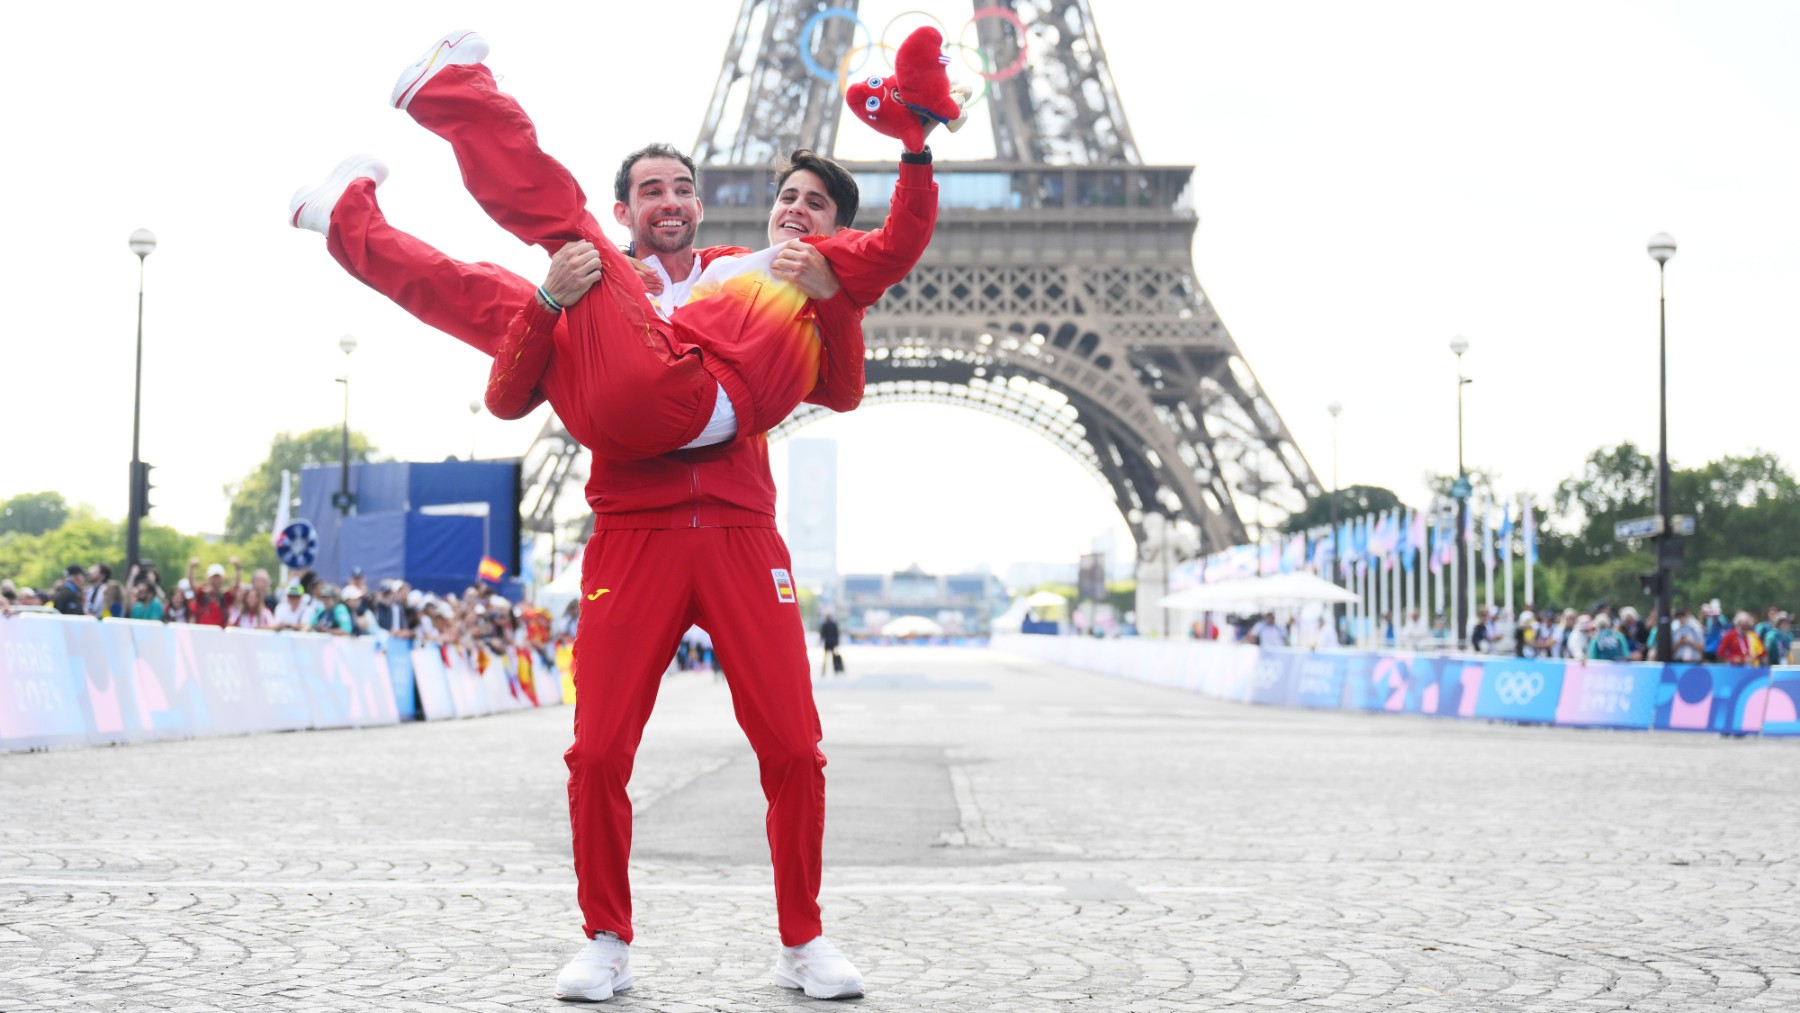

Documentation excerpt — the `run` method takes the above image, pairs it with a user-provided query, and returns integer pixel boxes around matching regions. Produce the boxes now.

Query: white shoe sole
[288,154,387,233]
[391,29,488,109]
[553,971,631,1002]
[773,965,863,1000]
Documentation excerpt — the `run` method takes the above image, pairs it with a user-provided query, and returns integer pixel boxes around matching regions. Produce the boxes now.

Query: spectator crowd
[1,557,571,658]
[1209,599,1795,668]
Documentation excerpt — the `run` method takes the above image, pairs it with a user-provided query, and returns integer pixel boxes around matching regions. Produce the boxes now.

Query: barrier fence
[0,613,567,752]
[993,634,1800,737]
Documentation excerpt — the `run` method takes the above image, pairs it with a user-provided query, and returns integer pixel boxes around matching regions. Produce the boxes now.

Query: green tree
[0,530,46,588]
[1423,467,1504,507]
[1533,444,1800,614]
[0,491,69,537]
[30,512,120,588]
[1282,484,1405,533]
[1548,443,1656,564]
[1685,557,1800,613]
[224,428,377,545]
[1676,453,1800,568]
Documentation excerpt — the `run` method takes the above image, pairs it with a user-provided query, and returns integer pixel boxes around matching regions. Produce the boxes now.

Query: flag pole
[1449,521,1458,647]
[1483,498,1496,612]
[1523,494,1536,607]
[1503,499,1515,618]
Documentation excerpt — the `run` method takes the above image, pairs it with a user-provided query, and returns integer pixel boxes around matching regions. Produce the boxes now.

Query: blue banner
[382,638,419,721]
[1290,653,1350,710]
[1249,650,1298,706]
[1655,664,1764,734]
[1472,658,1565,725]
[996,636,1800,739]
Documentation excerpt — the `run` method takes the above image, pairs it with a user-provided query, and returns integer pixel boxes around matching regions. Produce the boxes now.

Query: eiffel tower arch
[693,0,1321,559]
[532,1,1322,579]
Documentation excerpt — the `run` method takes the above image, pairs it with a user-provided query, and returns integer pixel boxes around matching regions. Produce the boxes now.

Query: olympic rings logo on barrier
[1493,670,1545,706]
[798,6,1031,111]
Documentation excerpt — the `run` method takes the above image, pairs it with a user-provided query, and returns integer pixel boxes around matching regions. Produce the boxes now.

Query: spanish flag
[478,556,506,583]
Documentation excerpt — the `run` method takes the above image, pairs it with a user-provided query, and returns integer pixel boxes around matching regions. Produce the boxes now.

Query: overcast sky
[4,1,1795,576]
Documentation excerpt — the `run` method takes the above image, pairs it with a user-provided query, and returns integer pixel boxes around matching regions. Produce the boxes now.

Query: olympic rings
[957,7,1029,82]
[879,10,947,68]
[798,8,1032,92]
[836,42,896,95]
[939,42,992,109]
[800,8,872,83]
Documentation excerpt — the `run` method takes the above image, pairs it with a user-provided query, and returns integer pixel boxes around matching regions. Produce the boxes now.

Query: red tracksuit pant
[315,106,828,947]
[574,526,824,946]
[405,63,719,456]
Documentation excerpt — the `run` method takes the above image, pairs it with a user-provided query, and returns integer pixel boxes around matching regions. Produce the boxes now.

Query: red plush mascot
[844,26,968,151]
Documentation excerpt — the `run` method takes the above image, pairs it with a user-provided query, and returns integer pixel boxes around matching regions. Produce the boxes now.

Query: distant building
[1003,561,1079,593]
[786,438,838,597]
[1089,530,1138,582]
[840,564,1009,636]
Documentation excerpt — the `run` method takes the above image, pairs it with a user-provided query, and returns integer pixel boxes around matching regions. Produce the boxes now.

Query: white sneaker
[772,936,864,1000]
[391,29,489,110]
[553,932,632,1002]
[288,154,388,235]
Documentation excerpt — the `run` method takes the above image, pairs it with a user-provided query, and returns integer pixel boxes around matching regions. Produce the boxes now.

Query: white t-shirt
[639,251,786,449]
[641,254,702,320]
[272,599,308,628]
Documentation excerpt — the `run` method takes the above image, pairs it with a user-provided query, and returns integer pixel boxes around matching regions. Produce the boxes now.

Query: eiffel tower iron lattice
[697,0,1318,553]
[530,0,1321,564]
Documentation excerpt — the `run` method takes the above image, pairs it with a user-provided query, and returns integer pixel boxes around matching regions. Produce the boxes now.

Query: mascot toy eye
[843,26,964,152]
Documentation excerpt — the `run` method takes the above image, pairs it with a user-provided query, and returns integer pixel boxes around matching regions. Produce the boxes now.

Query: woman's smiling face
[767,169,841,246]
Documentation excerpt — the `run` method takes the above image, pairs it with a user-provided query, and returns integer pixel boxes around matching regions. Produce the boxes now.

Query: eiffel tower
[525,0,1320,585]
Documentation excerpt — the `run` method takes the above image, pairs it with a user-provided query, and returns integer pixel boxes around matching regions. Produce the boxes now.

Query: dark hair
[775,149,859,228]
[613,143,700,204]
[94,563,112,582]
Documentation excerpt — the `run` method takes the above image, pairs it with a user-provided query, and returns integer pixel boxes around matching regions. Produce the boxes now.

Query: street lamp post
[1328,401,1344,641]
[1450,335,1472,649]
[125,229,156,572]
[1649,233,1677,661]
[468,399,482,461]
[1327,401,1342,551]
[334,334,358,514]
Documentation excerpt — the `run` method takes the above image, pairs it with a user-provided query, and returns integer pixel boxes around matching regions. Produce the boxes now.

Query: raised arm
[811,154,939,309]
[484,242,603,419]
[802,289,867,413]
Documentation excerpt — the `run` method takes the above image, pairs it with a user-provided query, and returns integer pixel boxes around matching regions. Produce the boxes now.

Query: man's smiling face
[616,156,701,256]
[766,169,841,246]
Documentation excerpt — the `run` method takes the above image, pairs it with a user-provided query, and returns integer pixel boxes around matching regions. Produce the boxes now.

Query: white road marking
[0,877,1064,896]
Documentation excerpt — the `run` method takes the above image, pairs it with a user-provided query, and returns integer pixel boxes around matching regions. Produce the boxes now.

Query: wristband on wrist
[900,145,932,165]
[535,286,564,314]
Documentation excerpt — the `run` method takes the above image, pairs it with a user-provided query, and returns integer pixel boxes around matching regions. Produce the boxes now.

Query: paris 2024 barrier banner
[992,634,1800,736]
[0,613,566,751]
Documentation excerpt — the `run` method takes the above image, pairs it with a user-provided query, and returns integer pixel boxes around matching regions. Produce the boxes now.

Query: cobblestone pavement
[5,646,1799,1012]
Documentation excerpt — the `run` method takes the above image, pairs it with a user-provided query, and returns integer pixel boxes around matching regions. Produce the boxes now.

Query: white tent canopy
[881,615,945,638]
[537,561,584,618]
[1157,572,1358,612]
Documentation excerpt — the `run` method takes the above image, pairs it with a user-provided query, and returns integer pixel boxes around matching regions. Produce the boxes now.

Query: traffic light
[1640,572,1663,598]
[130,461,155,519]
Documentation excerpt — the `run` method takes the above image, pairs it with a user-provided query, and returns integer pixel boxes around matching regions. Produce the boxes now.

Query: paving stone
[1,645,1796,1010]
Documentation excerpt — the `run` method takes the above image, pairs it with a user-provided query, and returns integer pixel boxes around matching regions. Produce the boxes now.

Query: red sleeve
[812,159,937,309]
[485,302,559,420]
[696,244,753,268]
[802,289,867,412]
